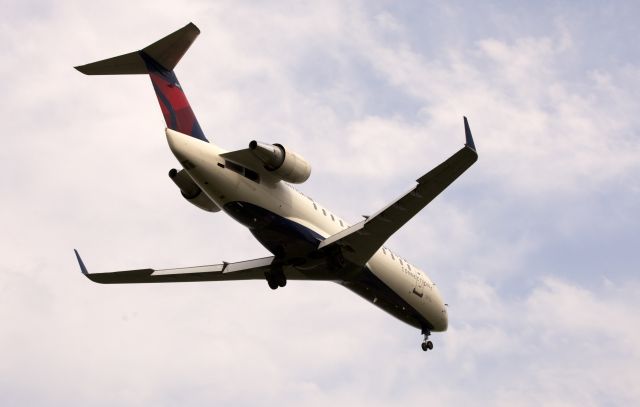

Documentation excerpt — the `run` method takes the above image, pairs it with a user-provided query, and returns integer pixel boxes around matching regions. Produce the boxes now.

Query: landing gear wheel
[265,271,278,290]
[265,269,286,290]
[275,273,287,288]
[420,329,433,352]
[420,340,434,351]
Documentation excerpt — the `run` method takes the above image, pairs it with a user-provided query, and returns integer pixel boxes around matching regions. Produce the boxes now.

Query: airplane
[73,22,478,352]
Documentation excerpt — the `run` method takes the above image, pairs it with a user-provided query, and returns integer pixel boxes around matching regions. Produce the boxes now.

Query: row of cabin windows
[381,247,412,271]
[220,165,347,228]
[219,165,350,229]
[312,203,345,228]
[223,160,260,183]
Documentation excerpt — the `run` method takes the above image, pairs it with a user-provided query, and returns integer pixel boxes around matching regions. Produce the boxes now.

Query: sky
[2,0,640,405]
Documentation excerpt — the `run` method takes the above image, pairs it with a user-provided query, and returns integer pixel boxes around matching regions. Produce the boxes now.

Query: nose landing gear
[421,329,434,352]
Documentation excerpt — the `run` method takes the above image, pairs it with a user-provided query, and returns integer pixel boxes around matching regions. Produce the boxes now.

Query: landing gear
[265,268,287,290]
[275,272,286,287]
[327,246,346,271]
[421,340,433,351]
[421,329,434,352]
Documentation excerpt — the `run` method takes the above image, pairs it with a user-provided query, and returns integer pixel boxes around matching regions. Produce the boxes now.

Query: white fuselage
[167,130,448,332]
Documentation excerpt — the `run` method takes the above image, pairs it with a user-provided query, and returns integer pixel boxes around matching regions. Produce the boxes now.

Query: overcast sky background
[2,1,640,405]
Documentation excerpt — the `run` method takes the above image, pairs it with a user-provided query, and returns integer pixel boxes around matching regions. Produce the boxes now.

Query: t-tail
[75,23,207,142]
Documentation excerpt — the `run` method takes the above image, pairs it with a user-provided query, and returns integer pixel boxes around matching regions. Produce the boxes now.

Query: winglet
[463,116,476,152]
[74,249,89,275]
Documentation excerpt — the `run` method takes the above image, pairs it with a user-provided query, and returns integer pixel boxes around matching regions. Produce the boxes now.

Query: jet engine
[249,141,311,183]
[168,168,220,212]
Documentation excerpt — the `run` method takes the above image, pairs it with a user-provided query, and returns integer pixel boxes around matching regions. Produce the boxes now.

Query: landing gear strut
[421,329,434,352]
[265,268,287,290]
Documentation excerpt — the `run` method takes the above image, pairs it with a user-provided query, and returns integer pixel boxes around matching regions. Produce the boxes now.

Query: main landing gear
[265,268,287,290]
[421,329,434,352]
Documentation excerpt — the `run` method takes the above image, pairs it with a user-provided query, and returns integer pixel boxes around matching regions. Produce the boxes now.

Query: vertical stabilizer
[74,23,208,142]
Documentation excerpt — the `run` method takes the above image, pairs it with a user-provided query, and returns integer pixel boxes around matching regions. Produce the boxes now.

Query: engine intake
[249,141,311,183]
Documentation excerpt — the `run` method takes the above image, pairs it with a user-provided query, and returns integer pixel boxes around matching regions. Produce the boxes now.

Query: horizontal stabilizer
[74,51,148,75]
[75,22,200,75]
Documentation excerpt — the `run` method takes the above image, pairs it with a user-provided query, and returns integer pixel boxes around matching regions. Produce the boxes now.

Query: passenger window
[391,253,395,261]
[339,220,343,227]
[330,214,335,221]
[322,209,326,216]
[313,203,317,210]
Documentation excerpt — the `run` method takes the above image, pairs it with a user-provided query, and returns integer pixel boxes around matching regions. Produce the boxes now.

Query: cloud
[1,0,640,406]
[439,276,640,405]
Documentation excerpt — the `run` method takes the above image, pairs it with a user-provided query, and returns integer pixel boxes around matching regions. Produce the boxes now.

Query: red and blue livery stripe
[141,52,208,142]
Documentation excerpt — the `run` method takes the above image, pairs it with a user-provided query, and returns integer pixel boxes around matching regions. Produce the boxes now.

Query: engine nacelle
[249,141,311,183]
[168,168,220,212]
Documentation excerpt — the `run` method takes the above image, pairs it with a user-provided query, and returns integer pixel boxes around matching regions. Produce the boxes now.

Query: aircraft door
[412,274,424,300]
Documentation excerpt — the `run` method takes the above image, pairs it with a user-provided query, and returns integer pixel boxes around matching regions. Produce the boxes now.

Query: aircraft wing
[74,250,283,284]
[318,117,478,265]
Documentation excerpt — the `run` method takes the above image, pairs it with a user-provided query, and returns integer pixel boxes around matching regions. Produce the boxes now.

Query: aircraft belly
[342,268,434,331]
[223,201,324,258]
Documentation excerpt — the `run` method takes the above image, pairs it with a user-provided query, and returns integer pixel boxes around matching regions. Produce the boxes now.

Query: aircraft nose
[440,303,449,331]
[433,287,448,331]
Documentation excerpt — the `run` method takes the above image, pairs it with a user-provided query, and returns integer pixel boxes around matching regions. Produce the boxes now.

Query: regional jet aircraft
[74,23,478,352]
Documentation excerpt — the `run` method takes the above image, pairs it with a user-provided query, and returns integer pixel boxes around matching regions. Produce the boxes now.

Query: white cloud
[2,0,640,406]
[436,276,640,405]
